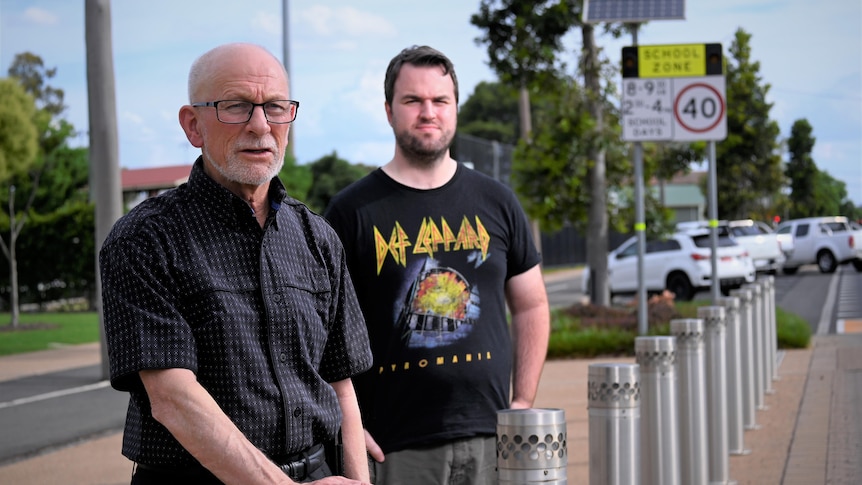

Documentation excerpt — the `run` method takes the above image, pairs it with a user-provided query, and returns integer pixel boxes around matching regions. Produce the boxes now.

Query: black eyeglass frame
[191,99,300,124]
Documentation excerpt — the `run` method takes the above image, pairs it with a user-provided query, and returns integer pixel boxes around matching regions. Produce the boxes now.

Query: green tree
[512,77,629,229]
[2,53,89,323]
[0,79,39,181]
[278,152,312,202]
[717,29,784,220]
[785,119,818,218]
[0,78,40,325]
[306,152,372,213]
[471,0,580,141]
[811,170,847,217]
[457,81,520,144]
[7,52,65,116]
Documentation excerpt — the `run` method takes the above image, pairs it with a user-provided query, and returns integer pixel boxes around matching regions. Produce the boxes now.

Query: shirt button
[279,352,288,363]
[273,293,283,303]
[293,407,302,418]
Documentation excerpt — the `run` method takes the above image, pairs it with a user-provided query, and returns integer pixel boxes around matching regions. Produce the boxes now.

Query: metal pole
[743,282,767,410]
[282,0,294,157]
[718,296,749,456]
[698,306,731,484]
[497,408,567,485]
[635,337,680,485]
[768,274,779,381]
[759,276,778,387]
[707,141,720,302]
[670,319,709,485]
[730,288,758,430]
[635,143,647,335]
[630,25,647,336]
[588,363,641,485]
[85,0,123,380]
[492,140,501,182]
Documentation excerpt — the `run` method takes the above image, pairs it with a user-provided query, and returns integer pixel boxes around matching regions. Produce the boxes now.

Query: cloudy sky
[1,0,860,204]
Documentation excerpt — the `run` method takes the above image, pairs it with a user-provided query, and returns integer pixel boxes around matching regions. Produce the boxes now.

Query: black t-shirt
[325,164,540,453]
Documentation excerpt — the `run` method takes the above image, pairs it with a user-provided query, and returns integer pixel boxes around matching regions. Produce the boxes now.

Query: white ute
[775,216,862,274]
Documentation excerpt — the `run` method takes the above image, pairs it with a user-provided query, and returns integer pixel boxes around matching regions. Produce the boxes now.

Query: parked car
[775,216,862,274]
[583,229,756,301]
[677,219,785,274]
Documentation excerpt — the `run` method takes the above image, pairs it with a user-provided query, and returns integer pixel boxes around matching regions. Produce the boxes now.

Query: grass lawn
[0,312,100,356]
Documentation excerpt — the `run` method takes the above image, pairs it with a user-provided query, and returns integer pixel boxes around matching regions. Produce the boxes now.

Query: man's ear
[385,102,393,127]
[179,105,204,148]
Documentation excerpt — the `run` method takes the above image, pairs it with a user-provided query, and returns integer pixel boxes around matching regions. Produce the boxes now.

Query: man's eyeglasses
[191,100,299,124]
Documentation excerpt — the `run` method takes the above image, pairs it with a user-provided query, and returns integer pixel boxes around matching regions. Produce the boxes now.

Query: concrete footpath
[1,324,860,483]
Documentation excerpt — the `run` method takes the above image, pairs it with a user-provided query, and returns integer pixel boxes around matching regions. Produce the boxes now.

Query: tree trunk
[518,79,543,258]
[582,24,609,306]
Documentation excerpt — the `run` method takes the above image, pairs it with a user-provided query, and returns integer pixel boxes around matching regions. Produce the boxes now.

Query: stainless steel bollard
[730,288,758,430]
[635,336,680,485]
[588,363,640,485]
[718,296,749,456]
[670,319,709,485]
[743,282,766,410]
[497,408,567,484]
[763,275,779,382]
[757,277,776,394]
[698,306,732,485]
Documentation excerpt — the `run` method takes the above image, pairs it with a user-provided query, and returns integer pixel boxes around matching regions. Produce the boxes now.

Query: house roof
[121,165,192,192]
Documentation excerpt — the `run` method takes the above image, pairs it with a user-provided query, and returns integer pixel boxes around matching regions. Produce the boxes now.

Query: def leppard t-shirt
[325,164,540,453]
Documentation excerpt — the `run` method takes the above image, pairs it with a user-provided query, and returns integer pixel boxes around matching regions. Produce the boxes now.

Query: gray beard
[203,145,283,186]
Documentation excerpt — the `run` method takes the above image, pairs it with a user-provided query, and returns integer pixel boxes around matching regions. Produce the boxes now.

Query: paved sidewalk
[0,340,830,484]
[2,275,858,485]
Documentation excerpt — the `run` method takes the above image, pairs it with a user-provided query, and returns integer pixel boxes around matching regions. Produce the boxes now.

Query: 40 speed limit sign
[672,76,726,141]
[622,76,726,142]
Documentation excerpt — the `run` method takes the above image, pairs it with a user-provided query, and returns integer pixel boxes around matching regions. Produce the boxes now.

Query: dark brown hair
[384,45,459,105]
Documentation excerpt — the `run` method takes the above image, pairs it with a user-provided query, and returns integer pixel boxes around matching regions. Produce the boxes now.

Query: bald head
[187,43,289,102]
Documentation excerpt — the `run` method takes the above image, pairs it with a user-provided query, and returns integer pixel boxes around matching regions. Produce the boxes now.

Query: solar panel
[583,0,686,24]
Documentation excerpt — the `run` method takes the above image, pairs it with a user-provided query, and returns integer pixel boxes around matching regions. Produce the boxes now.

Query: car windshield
[691,234,737,248]
[731,225,765,237]
[823,222,848,232]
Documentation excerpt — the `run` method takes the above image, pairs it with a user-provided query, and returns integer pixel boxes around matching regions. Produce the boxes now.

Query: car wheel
[666,272,694,301]
[853,259,862,272]
[817,250,837,273]
[782,266,798,275]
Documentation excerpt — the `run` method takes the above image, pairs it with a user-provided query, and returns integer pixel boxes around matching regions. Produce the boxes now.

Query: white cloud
[22,7,58,25]
[251,11,281,36]
[347,62,389,133]
[298,5,396,38]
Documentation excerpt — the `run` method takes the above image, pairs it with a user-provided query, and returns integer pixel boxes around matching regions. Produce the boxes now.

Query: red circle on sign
[673,82,725,133]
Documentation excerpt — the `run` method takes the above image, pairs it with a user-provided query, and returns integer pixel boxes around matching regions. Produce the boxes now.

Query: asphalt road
[1,262,860,465]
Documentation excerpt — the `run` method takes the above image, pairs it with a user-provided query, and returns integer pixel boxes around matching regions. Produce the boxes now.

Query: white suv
[677,220,785,274]
[584,229,756,301]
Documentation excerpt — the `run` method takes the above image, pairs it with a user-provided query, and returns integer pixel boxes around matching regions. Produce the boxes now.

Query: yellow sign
[638,44,706,78]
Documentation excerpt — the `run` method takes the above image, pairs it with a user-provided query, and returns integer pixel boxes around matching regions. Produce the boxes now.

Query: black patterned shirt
[100,157,372,467]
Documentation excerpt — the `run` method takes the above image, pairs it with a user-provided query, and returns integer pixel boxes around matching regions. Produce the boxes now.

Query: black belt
[279,443,326,480]
[135,443,325,482]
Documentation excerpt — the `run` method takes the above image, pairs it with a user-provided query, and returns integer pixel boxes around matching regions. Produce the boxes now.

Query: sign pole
[630,25,648,336]
[708,140,720,302]
[635,142,648,335]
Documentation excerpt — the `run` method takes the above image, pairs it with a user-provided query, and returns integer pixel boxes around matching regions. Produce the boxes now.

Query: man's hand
[364,429,385,463]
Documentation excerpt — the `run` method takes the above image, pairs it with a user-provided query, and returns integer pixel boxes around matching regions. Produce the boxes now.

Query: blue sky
[1,0,860,204]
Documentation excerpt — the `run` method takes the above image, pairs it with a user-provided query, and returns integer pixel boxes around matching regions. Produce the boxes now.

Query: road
[1,263,860,465]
